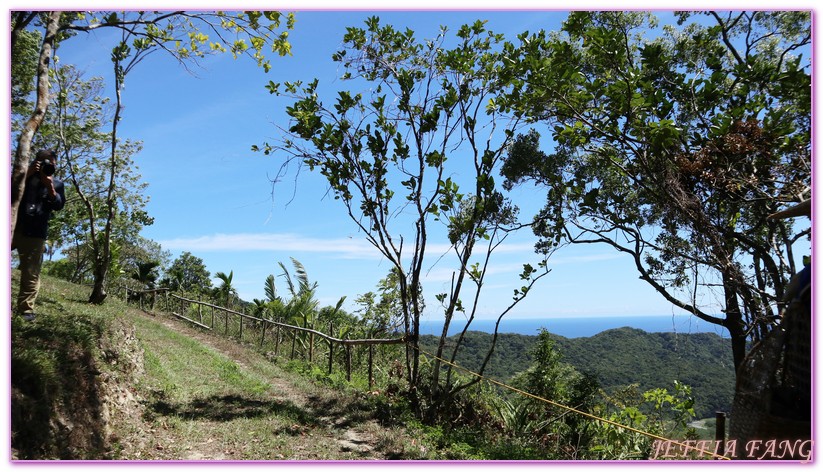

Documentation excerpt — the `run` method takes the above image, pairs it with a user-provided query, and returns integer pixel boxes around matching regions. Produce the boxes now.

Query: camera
[41,159,56,176]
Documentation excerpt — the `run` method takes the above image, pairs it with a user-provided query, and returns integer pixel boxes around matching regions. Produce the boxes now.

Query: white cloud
[423,241,537,256]
[549,253,625,265]
[158,232,541,261]
[159,232,625,271]
[158,232,382,259]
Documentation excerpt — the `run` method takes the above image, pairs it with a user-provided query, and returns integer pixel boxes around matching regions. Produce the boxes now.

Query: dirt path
[113,310,423,461]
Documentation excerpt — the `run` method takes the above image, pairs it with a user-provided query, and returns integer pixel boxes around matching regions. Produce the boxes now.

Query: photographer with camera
[11,149,65,321]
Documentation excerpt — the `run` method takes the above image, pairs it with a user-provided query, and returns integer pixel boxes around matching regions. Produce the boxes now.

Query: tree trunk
[89,260,108,304]
[88,36,125,307]
[721,272,747,373]
[10,11,61,239]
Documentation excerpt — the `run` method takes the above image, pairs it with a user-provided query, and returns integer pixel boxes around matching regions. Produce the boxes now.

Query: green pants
[12,229,46,315]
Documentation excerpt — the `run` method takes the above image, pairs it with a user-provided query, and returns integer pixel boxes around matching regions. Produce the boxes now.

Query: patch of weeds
[213,358,270,394]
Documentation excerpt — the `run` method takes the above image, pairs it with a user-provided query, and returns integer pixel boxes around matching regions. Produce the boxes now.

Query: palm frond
[215,270,233,285]
[278,261,296,297]
[290,257,315,294]
[132,261,160,288]
[333,295,346,314]
[264,274,277,302]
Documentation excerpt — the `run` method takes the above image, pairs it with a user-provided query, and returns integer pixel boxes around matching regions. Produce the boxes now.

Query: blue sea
[419,314,728,339]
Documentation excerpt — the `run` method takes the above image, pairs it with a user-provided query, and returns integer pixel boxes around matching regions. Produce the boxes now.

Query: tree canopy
[10,10,295,303]
[162,252,212,293]
[259,17,551,405]
[498,11,811,370]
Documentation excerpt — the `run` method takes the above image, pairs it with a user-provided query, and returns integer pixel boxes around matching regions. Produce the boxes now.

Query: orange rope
[415,346,731,460]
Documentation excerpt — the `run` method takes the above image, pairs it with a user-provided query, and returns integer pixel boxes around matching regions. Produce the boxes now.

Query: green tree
[10,11,63,240]
[258,273,288,320]
[214,270,237,309]
[499,11,811,371]
[273,258,322,359]
[119,236,171,284]
[10,10,295,262]
[506,329,600,457]
[278,258,320,327]
[354,268,409,337]
[588,382,697,460]
[259,17,551,406]
[10,14,41,117]
[162,252,212,294]
[38,65,155,303]
[317,298,353,340]
[131,261,160,290]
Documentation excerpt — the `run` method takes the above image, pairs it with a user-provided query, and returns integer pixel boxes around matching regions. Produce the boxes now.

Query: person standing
[11,149,65,321]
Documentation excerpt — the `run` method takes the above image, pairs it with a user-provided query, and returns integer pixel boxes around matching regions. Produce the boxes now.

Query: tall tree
[277,258,320,330]
[259,18,551,407]
[131,261,160,289]
[41,65,154,303]
[162,251,212,294]
[214,270,237,309]
[10,11,63,240]
[498,11,811,371]
[10,10,295,287]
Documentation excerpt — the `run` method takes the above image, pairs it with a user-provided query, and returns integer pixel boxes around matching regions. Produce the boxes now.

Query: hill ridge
[420,326,735,418]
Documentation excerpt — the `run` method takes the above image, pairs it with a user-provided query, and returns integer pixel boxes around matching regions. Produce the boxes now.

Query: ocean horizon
[419,314,728,339]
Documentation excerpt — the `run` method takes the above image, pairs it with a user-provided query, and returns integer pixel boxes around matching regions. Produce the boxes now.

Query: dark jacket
[17,174,65,239]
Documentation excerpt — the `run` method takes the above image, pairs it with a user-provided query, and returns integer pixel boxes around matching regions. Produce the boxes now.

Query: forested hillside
[420,327,735,418]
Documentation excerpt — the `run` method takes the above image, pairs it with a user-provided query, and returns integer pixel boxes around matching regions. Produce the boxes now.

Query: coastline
[418,314,729,338]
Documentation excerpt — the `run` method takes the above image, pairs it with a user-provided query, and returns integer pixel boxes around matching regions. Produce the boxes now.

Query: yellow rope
[415,346,731,460]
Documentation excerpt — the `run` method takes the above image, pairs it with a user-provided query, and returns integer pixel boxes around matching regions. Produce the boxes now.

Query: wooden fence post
[345,345,352,382]
[160,297,406,393]
[290,332,297,360]
[715,411,726,459]
[309,332,314,363]
[260,320,267,348]
[368,345,374,390]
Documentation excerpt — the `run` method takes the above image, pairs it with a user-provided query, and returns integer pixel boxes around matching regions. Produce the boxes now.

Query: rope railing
[413,345,732,461]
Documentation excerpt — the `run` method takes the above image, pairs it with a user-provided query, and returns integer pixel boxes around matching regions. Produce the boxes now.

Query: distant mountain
[419,327,735,418]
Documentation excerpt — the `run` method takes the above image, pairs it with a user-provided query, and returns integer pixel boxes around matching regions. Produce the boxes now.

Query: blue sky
[6,6,818,331]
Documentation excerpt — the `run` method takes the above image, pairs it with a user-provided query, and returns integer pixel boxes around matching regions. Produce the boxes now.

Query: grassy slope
[10,273,430,460]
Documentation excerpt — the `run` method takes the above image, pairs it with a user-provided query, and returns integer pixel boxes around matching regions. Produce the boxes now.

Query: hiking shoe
[21,313,37,322]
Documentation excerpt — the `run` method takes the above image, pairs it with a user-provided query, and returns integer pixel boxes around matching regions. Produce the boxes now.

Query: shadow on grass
[303,394,375,429]
[147,393,319,425]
